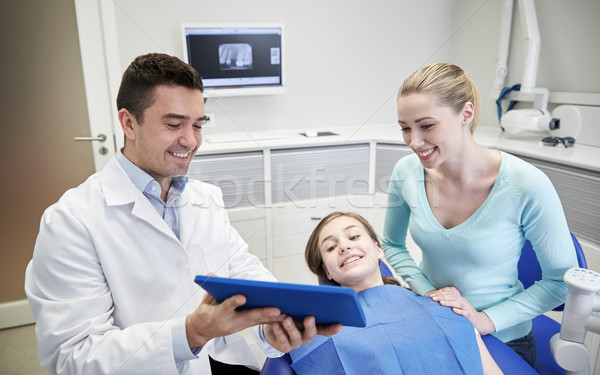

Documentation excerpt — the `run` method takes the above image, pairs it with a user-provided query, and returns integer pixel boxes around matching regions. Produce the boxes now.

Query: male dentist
[25,53,340,375]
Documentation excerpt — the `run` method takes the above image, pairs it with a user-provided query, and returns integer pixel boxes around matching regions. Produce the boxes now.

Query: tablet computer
[194,275,366,327]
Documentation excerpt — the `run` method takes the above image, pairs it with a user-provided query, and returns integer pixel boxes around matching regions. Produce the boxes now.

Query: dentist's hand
[263,316,342,353]
[427,287,496,335]
[186,291,285,349]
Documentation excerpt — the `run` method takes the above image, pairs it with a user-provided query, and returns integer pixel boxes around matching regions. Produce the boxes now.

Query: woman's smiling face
[318,216,385,292]
[397,92,472,169]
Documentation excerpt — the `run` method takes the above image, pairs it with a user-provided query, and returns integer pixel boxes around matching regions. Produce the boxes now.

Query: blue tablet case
[194,275,367,327]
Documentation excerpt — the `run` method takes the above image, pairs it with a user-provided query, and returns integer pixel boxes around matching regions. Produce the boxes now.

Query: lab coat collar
[99,157,205,245]
[101,157,147,206]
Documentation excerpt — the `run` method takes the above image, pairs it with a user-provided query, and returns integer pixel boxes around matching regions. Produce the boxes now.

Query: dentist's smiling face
[318,216,385,292]
[121,84,206,190]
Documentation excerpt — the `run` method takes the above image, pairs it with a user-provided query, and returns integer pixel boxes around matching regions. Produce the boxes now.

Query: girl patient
[288,211,502,374]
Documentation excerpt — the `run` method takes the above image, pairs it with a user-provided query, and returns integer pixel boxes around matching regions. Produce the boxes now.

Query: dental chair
[517,233,588,374]
[260,262,538,375]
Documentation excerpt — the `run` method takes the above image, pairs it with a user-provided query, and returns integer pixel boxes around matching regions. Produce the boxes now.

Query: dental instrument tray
[194,275,367,327]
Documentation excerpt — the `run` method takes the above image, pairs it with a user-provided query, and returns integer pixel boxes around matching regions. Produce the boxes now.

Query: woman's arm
[382,159,436,295]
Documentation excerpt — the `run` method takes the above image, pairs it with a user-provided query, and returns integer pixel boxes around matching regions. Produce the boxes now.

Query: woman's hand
[426,287,496,335]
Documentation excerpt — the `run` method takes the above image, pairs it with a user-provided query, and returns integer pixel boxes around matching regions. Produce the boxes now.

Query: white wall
[448,0,600,129]
[102,0,599,135]
[109,0,455,134]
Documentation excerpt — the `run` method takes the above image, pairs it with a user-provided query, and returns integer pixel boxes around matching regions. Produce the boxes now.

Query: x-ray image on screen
[183,23,284,96]
[219,43,253,70]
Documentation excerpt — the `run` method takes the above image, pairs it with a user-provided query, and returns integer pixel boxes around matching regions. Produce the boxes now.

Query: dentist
[25,53,339,375]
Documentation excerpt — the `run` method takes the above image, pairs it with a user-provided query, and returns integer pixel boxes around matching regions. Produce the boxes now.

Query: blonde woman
[383,63,578,368]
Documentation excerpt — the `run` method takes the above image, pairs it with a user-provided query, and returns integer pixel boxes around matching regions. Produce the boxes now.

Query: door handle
[74,134,107,142]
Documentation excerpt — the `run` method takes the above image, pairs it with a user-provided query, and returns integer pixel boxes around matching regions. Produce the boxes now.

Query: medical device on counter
[493,0,549,131]
[550,268,600,375]
[500,105,582,137]
[500,108,558,134]
[492,0,587,139]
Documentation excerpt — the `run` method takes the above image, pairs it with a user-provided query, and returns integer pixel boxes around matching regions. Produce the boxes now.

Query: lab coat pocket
[199,241,234,278]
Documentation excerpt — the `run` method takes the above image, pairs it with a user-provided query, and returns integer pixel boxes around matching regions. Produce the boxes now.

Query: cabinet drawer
[518,155,600,245]
[375,143,412,193]
[272,232,312,259]
[228,207,268,260]
[271,144,369,204]
[246,237,268,262]
[271,197,371,258]
[272,253,318,285]
[271,199,338,236]
[271,196,371,236]
[189,151,264,208]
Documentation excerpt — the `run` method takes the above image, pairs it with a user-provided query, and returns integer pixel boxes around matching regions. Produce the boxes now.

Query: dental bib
[289,285,482,375]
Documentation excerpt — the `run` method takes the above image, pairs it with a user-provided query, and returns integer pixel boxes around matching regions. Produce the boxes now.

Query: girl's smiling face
[318,216,385,292]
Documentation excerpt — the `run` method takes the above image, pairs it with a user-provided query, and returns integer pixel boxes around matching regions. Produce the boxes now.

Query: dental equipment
[550,268,600,374]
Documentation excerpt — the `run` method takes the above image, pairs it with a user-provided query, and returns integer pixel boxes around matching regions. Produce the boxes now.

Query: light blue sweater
[382,151,579,342]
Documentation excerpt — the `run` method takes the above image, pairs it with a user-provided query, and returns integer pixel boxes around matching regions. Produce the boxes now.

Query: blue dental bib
[290,285,482,375]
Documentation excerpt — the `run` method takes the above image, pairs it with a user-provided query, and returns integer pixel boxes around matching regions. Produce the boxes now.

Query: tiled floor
[0,324,46,374]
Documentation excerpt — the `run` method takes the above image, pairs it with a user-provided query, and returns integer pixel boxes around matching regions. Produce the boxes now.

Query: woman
[290,211,502,374]
[382,62,578,368]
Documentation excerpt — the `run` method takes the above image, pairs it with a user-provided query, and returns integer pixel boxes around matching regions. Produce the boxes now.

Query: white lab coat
[25,157,276,375]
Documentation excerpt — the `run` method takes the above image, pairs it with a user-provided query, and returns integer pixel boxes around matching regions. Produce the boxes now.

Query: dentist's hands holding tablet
[263,316,342,353]
[186,274,343,352]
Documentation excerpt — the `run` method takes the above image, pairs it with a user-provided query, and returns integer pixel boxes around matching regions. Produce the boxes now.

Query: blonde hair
[398,63,481,134]
[305,212,401,287]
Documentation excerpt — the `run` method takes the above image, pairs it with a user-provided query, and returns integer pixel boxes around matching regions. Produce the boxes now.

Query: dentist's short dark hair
[116,53,204,124]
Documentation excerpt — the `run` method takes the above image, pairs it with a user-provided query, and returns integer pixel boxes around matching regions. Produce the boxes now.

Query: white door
[74,0,124,171]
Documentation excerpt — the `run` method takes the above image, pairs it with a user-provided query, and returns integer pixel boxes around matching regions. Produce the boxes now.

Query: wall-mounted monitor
[182,23,284,98]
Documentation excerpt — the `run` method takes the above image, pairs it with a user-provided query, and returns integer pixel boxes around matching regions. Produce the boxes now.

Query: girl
[290,211,502,374]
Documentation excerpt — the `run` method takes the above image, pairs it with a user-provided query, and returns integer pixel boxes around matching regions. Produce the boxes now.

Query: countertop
[197,124,600,172]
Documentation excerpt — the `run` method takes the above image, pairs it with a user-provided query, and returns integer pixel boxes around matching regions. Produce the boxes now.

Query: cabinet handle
[310,217,322,221]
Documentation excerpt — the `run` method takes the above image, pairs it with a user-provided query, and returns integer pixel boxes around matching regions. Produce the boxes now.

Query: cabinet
[270,195,371,284]
[190,136,600,285]
[189,128,600,375]
[516,155,600,245]
[227,207,269,265]
[270,144,371,283]
[372,144,422,265]
[189,151,265,208]
[191,143,377,284]
[372,143,413,232]
[374,143,413,194]
[270,144,370,204]
[189,151,269,266]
